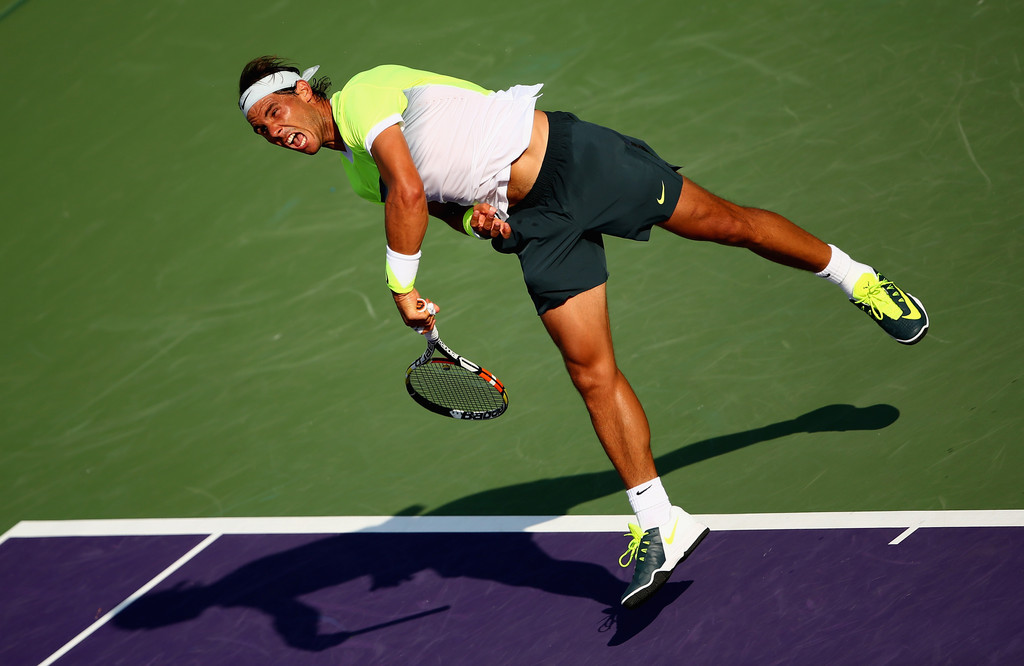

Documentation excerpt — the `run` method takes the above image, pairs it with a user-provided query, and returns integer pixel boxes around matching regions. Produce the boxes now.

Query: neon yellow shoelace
[854,278,898,320]
[619,523,649,567]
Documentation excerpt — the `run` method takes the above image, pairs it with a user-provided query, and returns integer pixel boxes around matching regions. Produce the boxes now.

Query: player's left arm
[426,201,470,234]
[427,201,510,239]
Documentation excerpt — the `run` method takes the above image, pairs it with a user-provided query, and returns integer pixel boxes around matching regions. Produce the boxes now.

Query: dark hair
[238,55,332,100]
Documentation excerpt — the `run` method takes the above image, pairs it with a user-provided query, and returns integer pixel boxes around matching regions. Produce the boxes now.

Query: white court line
[38,533,221,666]
[3,510,1024,540]
[889,522,923,546]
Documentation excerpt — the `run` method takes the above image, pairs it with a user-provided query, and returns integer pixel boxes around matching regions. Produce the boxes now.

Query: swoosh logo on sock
[636,484,653,495]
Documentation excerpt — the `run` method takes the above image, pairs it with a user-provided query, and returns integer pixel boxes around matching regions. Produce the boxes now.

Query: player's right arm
[371,124,438,331]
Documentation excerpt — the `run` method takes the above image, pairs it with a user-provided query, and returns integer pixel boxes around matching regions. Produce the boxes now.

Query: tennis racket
[405,302,508,420]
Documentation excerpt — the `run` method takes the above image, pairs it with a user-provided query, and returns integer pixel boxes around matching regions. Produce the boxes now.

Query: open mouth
[286,132,308,150]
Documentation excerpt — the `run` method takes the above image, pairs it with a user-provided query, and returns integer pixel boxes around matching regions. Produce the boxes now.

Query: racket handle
[415,299,439,341]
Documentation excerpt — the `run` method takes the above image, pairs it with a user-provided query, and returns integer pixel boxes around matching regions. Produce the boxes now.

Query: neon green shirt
[330,65,489,203]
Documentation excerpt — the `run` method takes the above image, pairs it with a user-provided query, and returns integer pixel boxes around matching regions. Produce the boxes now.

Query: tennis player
[239,58,929,609]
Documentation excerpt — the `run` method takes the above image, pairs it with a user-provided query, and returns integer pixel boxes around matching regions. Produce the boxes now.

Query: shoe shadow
[599,581,693,646]
[112,404,897,652]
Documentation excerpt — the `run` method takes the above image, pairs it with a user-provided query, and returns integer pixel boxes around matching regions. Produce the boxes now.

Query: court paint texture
[1,0,1022,662]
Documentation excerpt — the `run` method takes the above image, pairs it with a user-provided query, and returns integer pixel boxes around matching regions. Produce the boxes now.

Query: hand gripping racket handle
[416,300,440,344]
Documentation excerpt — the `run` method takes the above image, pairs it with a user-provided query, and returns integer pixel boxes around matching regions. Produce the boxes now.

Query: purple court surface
[2,513,1023,665]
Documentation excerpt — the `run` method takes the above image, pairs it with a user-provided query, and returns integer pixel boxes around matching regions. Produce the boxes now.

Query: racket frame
[405,326,508,420]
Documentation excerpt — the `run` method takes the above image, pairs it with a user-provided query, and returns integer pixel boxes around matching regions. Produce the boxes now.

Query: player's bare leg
[539,283,655,489]
[540,283,709,608]
[658,177,929,344]
[658,177,831,271]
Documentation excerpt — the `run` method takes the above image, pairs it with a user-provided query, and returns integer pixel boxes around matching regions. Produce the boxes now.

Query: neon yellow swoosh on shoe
[663,517,679,545]
[892,285,922,320]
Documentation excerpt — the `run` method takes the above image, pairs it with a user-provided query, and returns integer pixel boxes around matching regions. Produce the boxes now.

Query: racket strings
[408,361,505,412]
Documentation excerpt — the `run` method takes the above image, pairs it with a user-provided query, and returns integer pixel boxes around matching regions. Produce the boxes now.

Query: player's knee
[564,358,618,397]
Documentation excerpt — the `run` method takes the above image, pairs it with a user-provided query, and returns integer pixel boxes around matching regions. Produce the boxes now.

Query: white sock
[627,477,672,531]
[815,244,875,298]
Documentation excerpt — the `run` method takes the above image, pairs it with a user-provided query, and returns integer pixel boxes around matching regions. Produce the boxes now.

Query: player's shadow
[429,403,900,516]
[113,528,627,651]
[112,403,898,650]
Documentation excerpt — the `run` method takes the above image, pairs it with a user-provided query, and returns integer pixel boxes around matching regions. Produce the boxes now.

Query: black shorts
[493,111,683,315]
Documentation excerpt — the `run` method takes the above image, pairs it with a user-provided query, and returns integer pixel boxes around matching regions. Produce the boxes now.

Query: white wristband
[385,245,420,293]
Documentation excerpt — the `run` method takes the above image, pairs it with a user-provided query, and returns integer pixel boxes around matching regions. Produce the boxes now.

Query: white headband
[239,65,320,116]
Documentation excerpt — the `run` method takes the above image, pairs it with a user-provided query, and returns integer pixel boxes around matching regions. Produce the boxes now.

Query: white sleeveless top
[400,83,543,218]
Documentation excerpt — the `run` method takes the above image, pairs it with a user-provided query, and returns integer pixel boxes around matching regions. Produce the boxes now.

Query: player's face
[246,83,324,155]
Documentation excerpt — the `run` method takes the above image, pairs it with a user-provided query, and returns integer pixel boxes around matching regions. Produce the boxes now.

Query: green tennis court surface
[1,0,1021,607]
